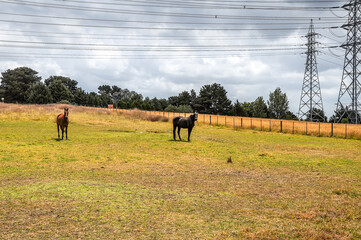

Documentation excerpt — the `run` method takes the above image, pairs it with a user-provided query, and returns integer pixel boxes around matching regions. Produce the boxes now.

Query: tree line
[1,66,329,121]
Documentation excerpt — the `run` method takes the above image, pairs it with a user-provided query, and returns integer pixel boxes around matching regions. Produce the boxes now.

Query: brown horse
[173,112,198,141]
[57,108,69,140]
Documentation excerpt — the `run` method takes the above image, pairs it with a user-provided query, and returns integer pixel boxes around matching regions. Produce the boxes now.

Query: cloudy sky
[0,0,350,117]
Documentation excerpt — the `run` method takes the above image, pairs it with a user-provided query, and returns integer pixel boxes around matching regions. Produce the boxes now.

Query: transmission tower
[298,19,325,122]
[335,0,361,124]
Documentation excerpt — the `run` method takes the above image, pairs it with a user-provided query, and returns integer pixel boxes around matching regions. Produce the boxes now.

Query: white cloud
[0,1,350,118]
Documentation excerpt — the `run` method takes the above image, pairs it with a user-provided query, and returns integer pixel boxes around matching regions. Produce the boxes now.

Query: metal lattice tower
[335,0,361,124]
[298,19,325,122]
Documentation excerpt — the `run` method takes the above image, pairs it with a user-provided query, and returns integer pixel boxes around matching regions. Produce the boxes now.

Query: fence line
[111,108,361,140]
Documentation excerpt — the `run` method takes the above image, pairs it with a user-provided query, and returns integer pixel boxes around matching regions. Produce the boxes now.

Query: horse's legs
[60,126,64,140]
[65,126,68,140]
[57,124,60,139]
[177,127,182,141]
[188,127,193,142]
[173,124,177,140]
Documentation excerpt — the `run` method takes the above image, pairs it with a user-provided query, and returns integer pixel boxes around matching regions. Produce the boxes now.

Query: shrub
[57,100,71,104]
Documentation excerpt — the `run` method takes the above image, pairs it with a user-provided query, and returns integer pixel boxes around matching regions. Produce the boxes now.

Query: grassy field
[1,104,361,239]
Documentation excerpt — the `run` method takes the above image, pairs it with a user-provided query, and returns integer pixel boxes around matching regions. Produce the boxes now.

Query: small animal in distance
[57,108,69,140]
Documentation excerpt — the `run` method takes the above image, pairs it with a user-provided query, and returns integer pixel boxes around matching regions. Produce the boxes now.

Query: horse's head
[64,108,69,119]
[191,112,198,122]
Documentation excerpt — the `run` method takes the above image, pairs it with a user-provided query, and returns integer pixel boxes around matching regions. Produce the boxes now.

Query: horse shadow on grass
[168,139,191,143]
[53,138,69,142]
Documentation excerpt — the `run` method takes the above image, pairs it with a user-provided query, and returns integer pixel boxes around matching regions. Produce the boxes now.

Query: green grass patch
[0,104,361,239]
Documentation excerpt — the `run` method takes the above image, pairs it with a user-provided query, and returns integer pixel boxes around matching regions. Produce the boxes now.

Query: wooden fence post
[250,118,253,129]
[217,115,219,125]
[269,120,271,132]
[241,118,243,128]
[225,116,227,126]
[292,121,295,134]
[280,120,283,133]
[331,123,334,137]
[233,118,235,128]
[210,116,212,125]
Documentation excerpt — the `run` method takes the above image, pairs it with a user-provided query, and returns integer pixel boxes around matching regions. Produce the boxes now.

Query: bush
[57,100,71,104]
[164,104,193,113]
[341,118,349,124]
[164,104,177,112]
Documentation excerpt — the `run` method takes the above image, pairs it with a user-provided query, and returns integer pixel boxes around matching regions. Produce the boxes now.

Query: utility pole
[298,19,325,122]
[335,0,361,124]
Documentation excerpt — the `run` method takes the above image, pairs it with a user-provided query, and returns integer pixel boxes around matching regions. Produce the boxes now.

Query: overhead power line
[0,39,306,48]
[0,19,343,31]
[0,0,348,62]
[0,12,346,26]
[44,0,343,10]
[0,51,303,59]
[0,0,344,20]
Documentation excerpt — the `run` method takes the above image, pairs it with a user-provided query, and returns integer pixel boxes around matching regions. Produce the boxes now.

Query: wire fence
[113,108,361,140]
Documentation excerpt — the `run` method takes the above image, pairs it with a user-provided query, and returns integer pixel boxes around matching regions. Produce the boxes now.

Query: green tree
[164,104,193,113]
[0,67,41,103]
[197,83,231,115]
[252,96,268,118]
[150,97,162,111]
[45,76,78,95]
[0,85,5,100]
[130,99,142,109]
[190,89,197,110]
[164,104,178,112]
[329,106,359,123]
[178,91,192,106]
[73,88,87,105]
[230,100,245,116]
[158,98,169,110]
[140,101,151,110]
[26,82,53,104]
[177,105,193,113]
[110,85,122,103]
[268,87,289,119]
[168,96,179,106]
[99,93,112,107]
[49,80,73,103]
[306,108,327,122]
[286,111,299,120]
[141,97,151,110]
[130,92,143,104]
[86,92,101,107]
[98,85,112,96]
[117,100,129,109]
[240,102,254,117]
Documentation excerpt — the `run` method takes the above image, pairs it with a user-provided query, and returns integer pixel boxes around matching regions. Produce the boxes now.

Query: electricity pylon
[298,19,325,122]
[335,0,361,124]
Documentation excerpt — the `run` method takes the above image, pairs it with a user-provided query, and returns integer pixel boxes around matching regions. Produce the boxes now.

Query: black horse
[173,113,198,141]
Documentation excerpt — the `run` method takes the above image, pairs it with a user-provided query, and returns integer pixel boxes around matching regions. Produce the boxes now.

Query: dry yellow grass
[144,110,361,140]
